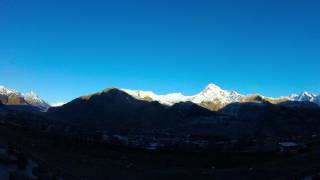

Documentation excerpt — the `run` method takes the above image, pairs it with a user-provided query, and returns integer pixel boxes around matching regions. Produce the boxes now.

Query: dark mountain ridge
[0,87,319,140]
[46,88,320,139]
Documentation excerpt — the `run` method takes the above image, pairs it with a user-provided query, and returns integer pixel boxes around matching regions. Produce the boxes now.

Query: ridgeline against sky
[0,0,319,104]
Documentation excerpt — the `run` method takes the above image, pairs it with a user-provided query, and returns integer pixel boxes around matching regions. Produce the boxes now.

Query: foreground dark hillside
[1,123,320,180]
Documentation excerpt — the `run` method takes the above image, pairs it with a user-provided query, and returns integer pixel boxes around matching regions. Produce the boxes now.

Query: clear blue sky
[0,0,319,104]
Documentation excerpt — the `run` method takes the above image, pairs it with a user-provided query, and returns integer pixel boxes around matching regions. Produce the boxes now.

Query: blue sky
[0,0,319,104]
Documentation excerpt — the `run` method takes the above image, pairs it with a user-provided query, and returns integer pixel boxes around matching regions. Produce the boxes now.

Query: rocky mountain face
[0,86,27,105]
[0,86,50,112]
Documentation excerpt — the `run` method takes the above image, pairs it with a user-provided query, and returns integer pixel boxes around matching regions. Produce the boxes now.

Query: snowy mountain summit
[289,92,320,105]
[23,91,51,110]
[0,86,19,96]
[190,83,243,104]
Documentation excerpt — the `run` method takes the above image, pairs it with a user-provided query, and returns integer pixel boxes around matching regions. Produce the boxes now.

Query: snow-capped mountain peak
[23,91,50,111]
[0,85,50,111]
[24,91,40,100]
[191,84,243,104]
[301,91,316,97]
[289,91,318,103]
[202,83,223,93]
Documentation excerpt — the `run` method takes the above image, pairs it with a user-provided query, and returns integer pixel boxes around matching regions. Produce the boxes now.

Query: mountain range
[122,83,320,110]
[46,87,320,138]
[1,84,320,138]
[0,84,319,112]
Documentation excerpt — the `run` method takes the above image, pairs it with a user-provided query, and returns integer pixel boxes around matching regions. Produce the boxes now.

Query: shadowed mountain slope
[218,101,320,137]
[47,88,226,131]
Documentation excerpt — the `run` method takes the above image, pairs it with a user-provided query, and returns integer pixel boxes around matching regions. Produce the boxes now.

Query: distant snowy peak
[0,85,50,111]
[24,91,42,102]
[23,91,51,110]
[289,91,319,104]
[200,83,223,94]
[0,86,19,96]
[191,83,243,104]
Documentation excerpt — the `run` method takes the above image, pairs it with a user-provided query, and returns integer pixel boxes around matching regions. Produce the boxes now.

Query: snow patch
[50,102,65,107]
